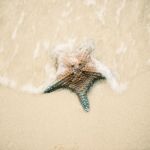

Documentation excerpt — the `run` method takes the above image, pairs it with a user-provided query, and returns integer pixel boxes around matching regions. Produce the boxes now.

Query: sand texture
[0,0,150,150]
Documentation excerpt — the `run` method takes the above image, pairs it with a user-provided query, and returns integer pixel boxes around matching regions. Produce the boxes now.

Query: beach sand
[0,0,150,149]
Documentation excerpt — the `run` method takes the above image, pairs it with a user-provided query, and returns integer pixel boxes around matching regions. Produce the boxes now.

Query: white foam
[92,57,127,93]
[43,40,50,50]
[56,63,67,76]
[0,76,17,88]
[21,63,56,94]
[21,83,44,94]
[116,42,127,54]
[116,0,126,24]
[96,9,105,25]
[95,0,107,24]
[0,38,127,95]
[52,38,76,59]
[62,8,73,18]
[52,39,127,93]
[79,38,95,53]
[33,42,40,59]
[52,38,95,66]
[84,0,96,6]
[12,12,25,39]
[44,63,56,82]
[33,40,50,59]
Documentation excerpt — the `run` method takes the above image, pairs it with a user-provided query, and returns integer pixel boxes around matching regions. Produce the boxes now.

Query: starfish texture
[44,51,106,112]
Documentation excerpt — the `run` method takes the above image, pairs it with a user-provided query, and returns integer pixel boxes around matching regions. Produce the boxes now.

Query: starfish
[43,50,106,112]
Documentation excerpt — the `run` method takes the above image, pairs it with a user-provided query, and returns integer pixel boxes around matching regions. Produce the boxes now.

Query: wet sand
[0,71,150,150]
[0,0,150,149]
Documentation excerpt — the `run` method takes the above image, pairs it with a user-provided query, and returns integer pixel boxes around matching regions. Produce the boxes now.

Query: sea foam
[0,76,17,88]
[0,39,127,94]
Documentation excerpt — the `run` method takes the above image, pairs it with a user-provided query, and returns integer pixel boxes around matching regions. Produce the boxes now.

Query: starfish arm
[43,74,73,93]
[83,71,106,80]
[78,93,90,112]
[43,82,61,93]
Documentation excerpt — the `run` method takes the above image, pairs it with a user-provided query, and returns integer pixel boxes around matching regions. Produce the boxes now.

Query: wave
[0,39,127,94]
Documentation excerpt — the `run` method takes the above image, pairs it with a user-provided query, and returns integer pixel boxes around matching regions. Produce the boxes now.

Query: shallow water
[0,0,150,150]
[0,0,149,92]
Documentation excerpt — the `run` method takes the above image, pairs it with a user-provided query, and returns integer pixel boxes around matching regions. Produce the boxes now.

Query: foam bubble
[84,0,96,6]
[92,57,127,93]
[21,83,44,94]
[52,39,76,59]
[0,76,17,88]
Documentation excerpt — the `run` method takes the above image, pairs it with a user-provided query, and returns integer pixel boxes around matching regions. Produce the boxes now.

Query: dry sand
[0,0,150,150]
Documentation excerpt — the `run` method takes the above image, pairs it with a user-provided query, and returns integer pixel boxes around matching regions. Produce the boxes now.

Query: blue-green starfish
[43,52,106,112]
